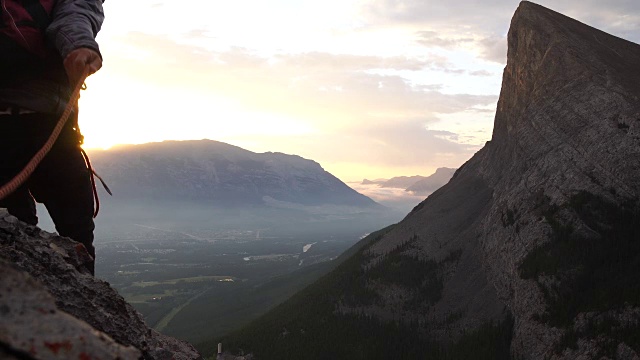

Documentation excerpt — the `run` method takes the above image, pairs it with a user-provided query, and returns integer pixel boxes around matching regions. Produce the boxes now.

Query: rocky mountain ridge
[0,209,201,359]
[88,140,378,208]
[362,175,426,189]
[361,167,456,195]
[405,168,457,195]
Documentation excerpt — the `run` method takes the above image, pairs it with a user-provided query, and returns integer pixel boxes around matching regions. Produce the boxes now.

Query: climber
[0,0,105,275]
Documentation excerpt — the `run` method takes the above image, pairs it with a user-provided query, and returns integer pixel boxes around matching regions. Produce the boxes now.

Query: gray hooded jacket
[0,0,104,114]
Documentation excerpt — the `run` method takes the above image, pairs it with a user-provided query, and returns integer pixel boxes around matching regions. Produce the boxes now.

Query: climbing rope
[0,67,109,217]
[81,146,112,218]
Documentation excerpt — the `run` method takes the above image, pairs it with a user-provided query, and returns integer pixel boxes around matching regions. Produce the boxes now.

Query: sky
[79,0,640,182]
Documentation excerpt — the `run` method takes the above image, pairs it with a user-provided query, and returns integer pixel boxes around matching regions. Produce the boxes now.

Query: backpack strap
[0,9,4,28]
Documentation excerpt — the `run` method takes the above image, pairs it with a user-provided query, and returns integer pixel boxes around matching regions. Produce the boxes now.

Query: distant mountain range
[89,140,379,208]
[84,140,392,238]
[362,167,456,195]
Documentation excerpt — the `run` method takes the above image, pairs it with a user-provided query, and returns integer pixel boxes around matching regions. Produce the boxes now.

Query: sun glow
[79,71,316,150]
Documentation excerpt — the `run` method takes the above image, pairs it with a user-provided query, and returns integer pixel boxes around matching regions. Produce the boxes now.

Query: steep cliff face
[0,209,202,359]
[221,2,640,359]
[367,1,640,358]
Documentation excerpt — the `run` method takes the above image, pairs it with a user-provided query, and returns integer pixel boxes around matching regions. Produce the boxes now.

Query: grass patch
[131,275,236,287]
[123,289,178,303]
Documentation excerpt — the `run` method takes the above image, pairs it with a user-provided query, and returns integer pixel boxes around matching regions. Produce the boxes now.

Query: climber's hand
[64,48,102,86]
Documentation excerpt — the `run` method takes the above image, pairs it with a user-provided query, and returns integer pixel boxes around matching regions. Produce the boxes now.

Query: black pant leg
[27,113,96,259]
[0,187,38,225]
[0,112,38,225]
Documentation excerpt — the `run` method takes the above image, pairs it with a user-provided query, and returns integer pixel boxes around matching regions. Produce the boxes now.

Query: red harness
[0,0,55,57]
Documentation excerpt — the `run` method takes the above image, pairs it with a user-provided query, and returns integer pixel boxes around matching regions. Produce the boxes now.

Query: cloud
[360,0,511,32]
[361,0,640,65]
[88,30,500,181]
[477,35,508,63]
[548,2,640,43]
[414,30,507,64]
[231,118,481,173]
[415,31,475,49]
[468,69,494,77]
[107,32,496,129]
[361,0,640,35]
[274,52,440,71]
[347,182,426,212]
